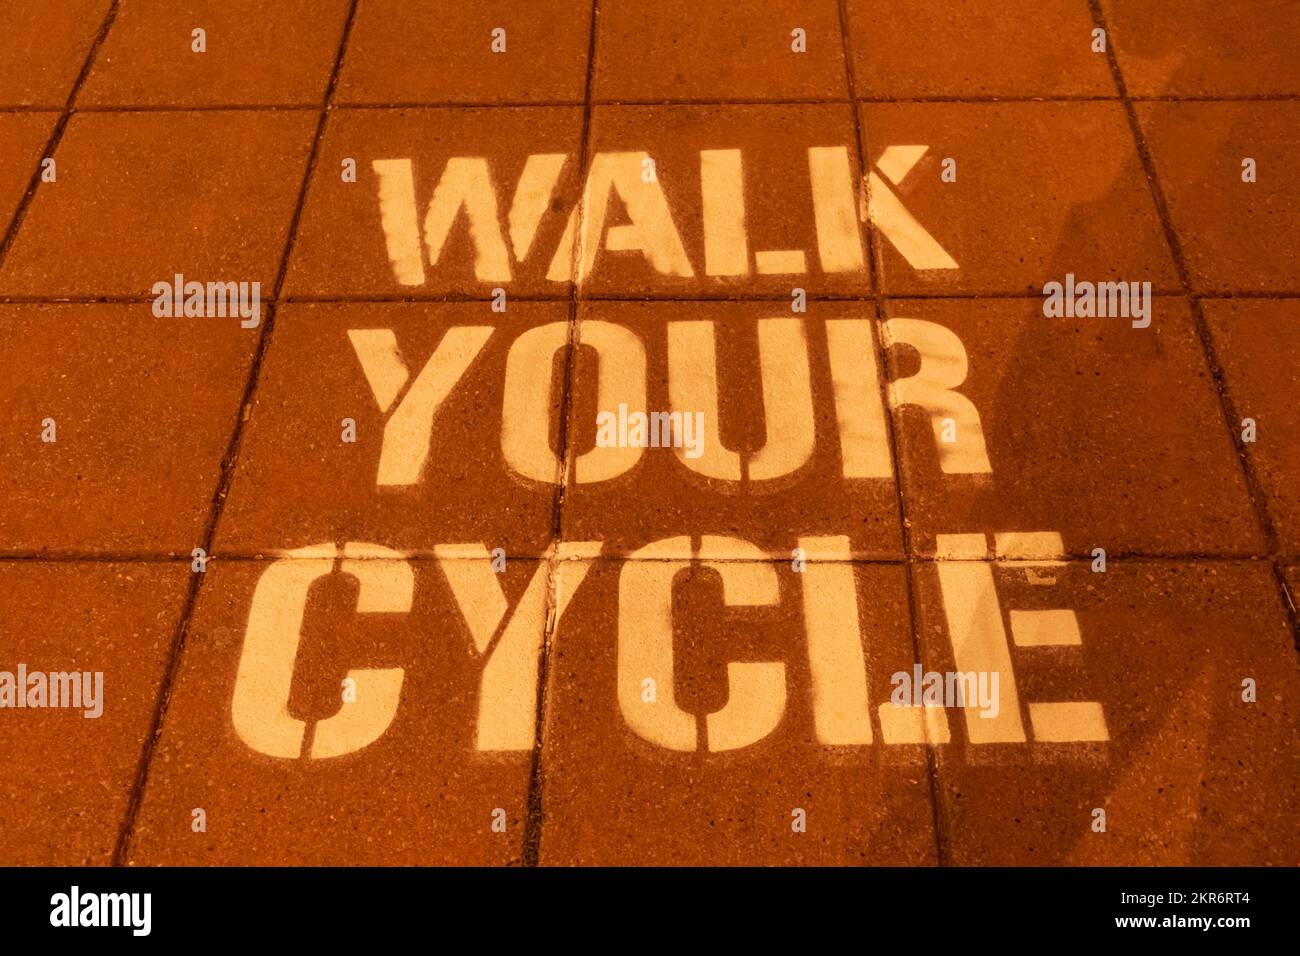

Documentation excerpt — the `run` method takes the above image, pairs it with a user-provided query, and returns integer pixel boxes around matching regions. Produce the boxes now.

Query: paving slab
[581,103,871,297]
[337,0,592,105]
[1103,0,1300,97]
[845,0,1116,99]
[1137,101,1300,294]
[859,101,1181,296]
[285,106,585,298]
[913,558,1300,865]
[0,111,58,234]
[78,0,351,107]
[593,0,847,103]
[0,562,188,865]
[537,558,937,865]
[881,297,1263,558]
[214,302,563,558]
[559,299,903,559]
[1202,298,1300,556]
[0,304,257,554]
[0,0,110,107]
[127,555,539,865]
[0,111,318,297]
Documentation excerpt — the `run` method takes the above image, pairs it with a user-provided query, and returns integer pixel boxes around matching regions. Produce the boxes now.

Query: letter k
[864,145,959,271]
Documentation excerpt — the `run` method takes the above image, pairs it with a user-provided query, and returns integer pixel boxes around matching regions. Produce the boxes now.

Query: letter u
[666,317,815,481]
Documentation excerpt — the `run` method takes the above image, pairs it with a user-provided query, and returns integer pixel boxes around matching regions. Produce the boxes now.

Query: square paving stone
[127,555,548,865]
[79,0,352,107]
[914,558,1300,865]
[1137,101,1300,294]
[593,0,848,103]
[559,299,903,559]
[337,0,592,105]
[0,562,188,865]
[845,0,1116,99]
[536,557,938,865]
[1103,0,1300,97]
[880,297,1263,558]
[214,301,565,558]
[0,304,257,555]
[0,0,111,107]
[858,101,1181,296]
[0,111,319,297]
[285,106,585,298]
[581,103,871,297]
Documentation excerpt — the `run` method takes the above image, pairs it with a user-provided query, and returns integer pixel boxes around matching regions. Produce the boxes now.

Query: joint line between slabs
[0,550,1288,566]
[109,0,365,867]
[6,291,1300,308]
[521,0,602,869]
[835,0,948,868]
[1087,0,1300,655]
[876,292,953,865]
[66,103,323,113]
[2,93,1297,119]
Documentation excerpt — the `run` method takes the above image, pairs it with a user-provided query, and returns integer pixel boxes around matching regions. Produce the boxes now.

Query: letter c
[617,535,786,752]
[232,543,411,759]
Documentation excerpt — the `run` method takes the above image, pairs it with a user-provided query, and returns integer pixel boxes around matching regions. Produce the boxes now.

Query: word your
[151,273,261,328]
[350,317,992,488]
[596,404,705,459]
[50,886,151,936]
[890,665,1000,718]
[370,145,958,286]
[227,532,1106,760]
[1042,273,1152,328]
[0,664,102,718]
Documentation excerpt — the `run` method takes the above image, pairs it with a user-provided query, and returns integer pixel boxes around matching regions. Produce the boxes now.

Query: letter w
[372,155,568,286]
[349,327,494,485]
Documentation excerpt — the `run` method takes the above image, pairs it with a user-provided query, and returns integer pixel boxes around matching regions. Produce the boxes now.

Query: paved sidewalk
[0,0,1297,866]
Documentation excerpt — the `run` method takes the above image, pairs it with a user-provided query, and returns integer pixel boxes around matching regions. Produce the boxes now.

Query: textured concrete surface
[0,1,1296,867]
